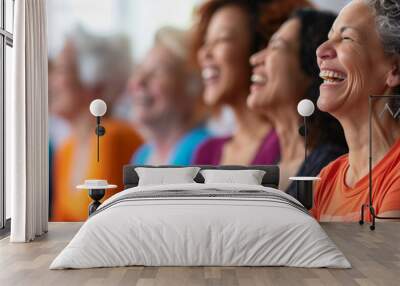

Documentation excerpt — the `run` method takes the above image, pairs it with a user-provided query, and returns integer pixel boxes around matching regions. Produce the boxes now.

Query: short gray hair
[364,0,400,55]
[67,26,132,101]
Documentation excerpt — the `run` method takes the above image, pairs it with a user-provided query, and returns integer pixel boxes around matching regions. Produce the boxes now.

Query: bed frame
[123,165,280,189]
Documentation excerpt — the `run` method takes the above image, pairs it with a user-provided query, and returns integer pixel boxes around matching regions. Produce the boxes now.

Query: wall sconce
[297,99,315,162]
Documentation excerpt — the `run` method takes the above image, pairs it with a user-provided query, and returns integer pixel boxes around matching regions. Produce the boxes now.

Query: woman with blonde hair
[129,26,210,165]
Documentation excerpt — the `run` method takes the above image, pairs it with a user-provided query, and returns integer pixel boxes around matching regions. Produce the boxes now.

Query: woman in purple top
[194,131,280,165]
[191,0,309,165]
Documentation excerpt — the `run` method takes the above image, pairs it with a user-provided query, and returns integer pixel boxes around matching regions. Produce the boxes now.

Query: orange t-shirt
[312,139,400,222]
[51,119,143,222]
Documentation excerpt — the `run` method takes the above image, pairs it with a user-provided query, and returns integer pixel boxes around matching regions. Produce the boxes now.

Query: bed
[50,165,350,269]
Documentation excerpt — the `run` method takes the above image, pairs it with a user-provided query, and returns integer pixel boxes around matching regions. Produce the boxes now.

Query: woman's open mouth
[250,73,267,94]
[202,67,220,86]
[319,70,347,86]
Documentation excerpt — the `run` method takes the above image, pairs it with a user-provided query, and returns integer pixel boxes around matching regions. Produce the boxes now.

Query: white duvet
[50,183,351,269]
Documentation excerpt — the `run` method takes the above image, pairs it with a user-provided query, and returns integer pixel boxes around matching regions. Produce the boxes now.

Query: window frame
[0,0,14,232]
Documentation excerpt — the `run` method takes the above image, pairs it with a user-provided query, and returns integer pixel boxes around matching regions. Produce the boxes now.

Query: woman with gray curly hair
[50,27,143,221]
[313,0,400,222]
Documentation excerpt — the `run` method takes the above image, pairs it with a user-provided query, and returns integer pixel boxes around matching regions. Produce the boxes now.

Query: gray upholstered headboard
[123,165,280,189]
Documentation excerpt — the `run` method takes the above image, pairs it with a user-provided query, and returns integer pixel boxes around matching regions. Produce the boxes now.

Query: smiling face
[247,18,310,112]
[128,46,189,128]
[197,5,253,106]
[316,0,399,117]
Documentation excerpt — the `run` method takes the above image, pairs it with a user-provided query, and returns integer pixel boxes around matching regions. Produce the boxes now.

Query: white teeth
[202,68,219,80]
[251,74,267,84]
[319,70,346,82]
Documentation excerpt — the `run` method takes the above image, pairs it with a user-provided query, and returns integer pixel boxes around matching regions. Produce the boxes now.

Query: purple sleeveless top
[192,130,280,165]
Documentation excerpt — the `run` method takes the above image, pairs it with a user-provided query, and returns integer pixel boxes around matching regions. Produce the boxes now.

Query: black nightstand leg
[297,181,313,210]
[88,189,105,215]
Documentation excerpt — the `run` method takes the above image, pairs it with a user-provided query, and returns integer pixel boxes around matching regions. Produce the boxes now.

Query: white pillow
[135,167,200,186]
[200,169,266,185]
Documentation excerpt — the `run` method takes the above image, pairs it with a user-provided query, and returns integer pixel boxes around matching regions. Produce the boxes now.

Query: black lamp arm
[94,116,106,162]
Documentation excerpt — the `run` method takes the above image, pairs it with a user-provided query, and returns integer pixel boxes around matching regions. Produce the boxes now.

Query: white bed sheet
[50,183,351,269]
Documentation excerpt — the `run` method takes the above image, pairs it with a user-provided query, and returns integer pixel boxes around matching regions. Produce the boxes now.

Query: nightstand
[77,180,117,215]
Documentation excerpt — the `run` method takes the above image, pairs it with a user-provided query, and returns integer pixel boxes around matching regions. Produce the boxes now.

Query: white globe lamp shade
[297,99,315,117]
[90,99,107,117]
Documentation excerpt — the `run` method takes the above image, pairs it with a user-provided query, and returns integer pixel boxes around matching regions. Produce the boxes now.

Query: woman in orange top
[50,28,143,221]
[314,0,400,222]
[52,120,141,221]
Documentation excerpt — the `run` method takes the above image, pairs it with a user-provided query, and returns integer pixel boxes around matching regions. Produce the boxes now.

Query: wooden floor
[0,223,399,286]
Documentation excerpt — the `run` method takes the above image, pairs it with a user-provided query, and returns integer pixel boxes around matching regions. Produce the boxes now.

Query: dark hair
[191,0,312,63]
[291,8,348,149]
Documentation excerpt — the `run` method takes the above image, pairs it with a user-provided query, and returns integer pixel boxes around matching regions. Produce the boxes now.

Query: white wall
[47,0,201,61]
[47,0,351,61]
[121,0,202,61]
[311,0,351,12]
[47,0,118,59]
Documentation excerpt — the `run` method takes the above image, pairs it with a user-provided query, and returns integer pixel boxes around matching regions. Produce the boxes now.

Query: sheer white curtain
[7,0,48,242]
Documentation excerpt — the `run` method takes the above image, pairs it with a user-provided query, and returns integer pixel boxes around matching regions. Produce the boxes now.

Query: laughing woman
[192,0,311,165]
[247,9,347,194]
[313,0,400,221]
